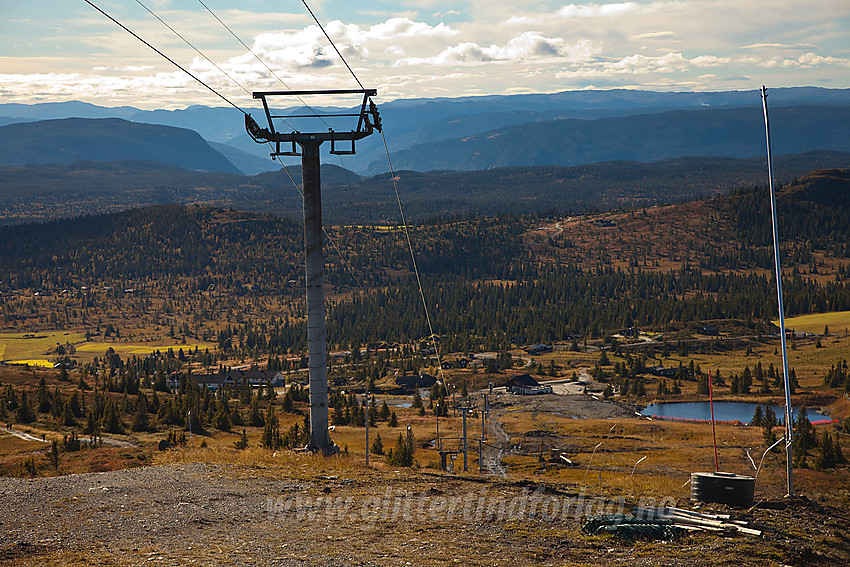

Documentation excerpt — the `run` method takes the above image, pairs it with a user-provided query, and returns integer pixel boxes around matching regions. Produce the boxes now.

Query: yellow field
[1,331,215,365]
[0,331,86,362]
[4,359,56,368]
[75,342,214,357]
[775,311,850,335]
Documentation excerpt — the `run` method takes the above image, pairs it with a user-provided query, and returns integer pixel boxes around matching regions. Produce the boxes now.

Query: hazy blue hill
[0,100,140,120]
[0,116,31,127]
[208,141,279,175]
[0,118,241,174]
[1,151,847,224]
[4,88,849,175]
[129,105,246,146]
[377,105,850,173]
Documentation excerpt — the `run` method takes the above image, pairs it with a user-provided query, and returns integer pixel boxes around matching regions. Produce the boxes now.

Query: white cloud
[607,52,690,73]
[742,43,819,50]
[395,33,597,66]
[556,2,641,18]
[630,31,678,41]
[784,53,850,67]
[690,55,730,66]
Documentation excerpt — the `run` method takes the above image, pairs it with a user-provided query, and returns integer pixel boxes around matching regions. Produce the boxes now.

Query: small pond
[640,401,831,425]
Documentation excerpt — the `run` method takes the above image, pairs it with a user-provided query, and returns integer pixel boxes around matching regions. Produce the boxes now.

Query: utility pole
[364,389,370,467]
[247,89,381,455]
[761,85,794,498]
[462,406,468,472]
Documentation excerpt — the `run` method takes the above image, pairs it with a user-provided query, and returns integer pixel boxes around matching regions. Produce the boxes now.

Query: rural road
[2,426,136,448]
[4,428,47,443]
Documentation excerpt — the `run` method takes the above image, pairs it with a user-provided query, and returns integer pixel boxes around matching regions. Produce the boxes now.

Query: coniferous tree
[371,432,384,455]
[36,377,51,413]
[386,431,414,467]
[234,429,249,450]
[214,403,232,431]
[762,406,777,449]
[815,431,837,470]
[62,400,76,427]
[16,390,35,424]
[751,405,764,428]
[247,397,264,427]
[261,405,282,449]
[102,399,123,434]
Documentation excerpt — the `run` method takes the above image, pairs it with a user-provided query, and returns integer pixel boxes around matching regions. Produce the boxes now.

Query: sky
[1,0,849,110]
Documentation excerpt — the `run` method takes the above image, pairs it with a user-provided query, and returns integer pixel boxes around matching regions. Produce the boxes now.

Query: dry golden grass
[0,430,45,456]
[0,331,86,362]
[777,311,850,335]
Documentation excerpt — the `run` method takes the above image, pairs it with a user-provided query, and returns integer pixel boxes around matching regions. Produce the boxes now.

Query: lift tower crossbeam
[246,89,381,455]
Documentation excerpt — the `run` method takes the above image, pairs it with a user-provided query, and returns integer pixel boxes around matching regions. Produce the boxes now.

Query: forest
[0,168,849,358]
[1,150,848,224]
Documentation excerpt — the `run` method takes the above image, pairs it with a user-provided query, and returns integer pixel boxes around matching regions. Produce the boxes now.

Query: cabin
[227,369,285,388]
[524,343,553,355]
[168,369,285,391]
[506,374,553,395]
[701,324,718,336]
[647,366,677,379]
[394,373,437,391]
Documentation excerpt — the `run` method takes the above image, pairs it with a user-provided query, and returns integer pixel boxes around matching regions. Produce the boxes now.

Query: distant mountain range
[0,118,241,174]
[2,151,848,225]
[2,87,849,175]
[377,105,850,173]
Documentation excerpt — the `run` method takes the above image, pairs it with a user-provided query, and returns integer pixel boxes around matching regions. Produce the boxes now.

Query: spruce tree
[261,405,282,449]
[16,390,35,424]
[371,433,384,455]
[247,397,264,427]
[213,403,232,432]
[234,429,249,450]
[37,377,51,413]
[751,405,763,428]
[102,400,123,434]
[815,431,836,470]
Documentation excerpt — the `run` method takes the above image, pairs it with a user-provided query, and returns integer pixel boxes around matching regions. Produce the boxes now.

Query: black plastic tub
[690,472,755,507]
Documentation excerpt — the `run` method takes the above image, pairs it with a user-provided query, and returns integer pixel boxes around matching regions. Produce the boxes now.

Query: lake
[640,401,832,425]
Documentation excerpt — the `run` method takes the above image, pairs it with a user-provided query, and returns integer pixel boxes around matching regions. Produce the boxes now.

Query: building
[647,366,677,379]
[506,374,553,395]
[524,343,553,355]
[394,373,437,391]
[168,369,285,392]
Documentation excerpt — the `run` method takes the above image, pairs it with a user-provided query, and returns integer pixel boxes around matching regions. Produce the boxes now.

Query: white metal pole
[761,85,794,498]
[365,391,369,467]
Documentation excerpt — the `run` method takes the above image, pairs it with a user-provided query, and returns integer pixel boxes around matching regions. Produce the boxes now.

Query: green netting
[581,514,684,541]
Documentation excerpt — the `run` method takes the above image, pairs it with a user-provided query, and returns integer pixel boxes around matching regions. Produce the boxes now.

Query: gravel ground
[3,458,849,566]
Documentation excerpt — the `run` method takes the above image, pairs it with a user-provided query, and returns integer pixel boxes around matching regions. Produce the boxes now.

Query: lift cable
[196,0,350,169]
[189,1,362,290]
[82,0,364,295]
[278,164,367,295]
[134,0,298,132]
[300,0,365,90]
[134,0,251,97]
[196,0,335,128]
[81,0,247,115]
[380,129,445,374]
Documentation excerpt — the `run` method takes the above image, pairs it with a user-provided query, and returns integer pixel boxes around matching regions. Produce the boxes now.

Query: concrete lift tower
[245,89,381,455]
